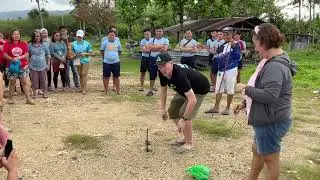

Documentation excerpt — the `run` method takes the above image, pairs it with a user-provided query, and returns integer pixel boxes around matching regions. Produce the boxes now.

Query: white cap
[76,30,85,38]
[40,28,48,33]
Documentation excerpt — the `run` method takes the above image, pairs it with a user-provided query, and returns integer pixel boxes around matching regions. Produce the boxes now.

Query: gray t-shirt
[180,38,197,57]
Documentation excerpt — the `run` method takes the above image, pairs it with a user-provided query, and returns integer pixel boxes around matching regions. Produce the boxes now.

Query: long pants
[30,69,47,92]
[47,60,52,88]
[65,60,80,88]
[53,70,66,88]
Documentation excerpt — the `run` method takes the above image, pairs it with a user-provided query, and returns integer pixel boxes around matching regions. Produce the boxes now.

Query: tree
[31,0,48,28]
[28,8,49,20]
[116,0,148,39]
[70,0,115,36]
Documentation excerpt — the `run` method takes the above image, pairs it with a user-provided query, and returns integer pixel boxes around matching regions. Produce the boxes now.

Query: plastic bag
[185,165,211,180]
[9,60,21,73]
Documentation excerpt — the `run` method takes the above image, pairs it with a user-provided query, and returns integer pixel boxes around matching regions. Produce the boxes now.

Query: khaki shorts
[77,63,90,76]
[168,93,206,120]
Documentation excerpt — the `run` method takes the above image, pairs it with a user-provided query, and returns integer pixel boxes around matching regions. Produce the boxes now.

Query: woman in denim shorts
[235,23,297,180]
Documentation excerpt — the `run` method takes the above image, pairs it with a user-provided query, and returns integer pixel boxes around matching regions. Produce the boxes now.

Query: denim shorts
[253,119,292,156]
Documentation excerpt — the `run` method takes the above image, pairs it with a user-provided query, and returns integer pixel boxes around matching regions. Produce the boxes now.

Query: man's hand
[234,104,245,115]
[177,119,185,132]
[161,109,168,121]
[0,149,18,174]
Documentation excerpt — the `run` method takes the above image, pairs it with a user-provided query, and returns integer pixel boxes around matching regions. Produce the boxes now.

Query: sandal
[176,145,194,154]
[205,108,219,114]
[146,90,154,96]
[221,109,230,115]
[43,94,49,99]
[170,139,185,146]
[138,87,144,92]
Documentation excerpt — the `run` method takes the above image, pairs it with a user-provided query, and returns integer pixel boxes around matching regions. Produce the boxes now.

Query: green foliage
[0,15,79,38]
[193,119,242,138]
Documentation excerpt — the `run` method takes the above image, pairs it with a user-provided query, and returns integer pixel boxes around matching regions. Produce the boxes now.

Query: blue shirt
[100,39,122,64]
[140,38,150,57]
[148,37,169,57]
[101,37,120,44]
[28,43,50,71]
[49,41,67,61]
[210,39,225,50]
[206,38,216,46]
[72,40,93,64]
[216,42,241,71]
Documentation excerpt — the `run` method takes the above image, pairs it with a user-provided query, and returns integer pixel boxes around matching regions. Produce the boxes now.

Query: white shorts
[215,67,238,94]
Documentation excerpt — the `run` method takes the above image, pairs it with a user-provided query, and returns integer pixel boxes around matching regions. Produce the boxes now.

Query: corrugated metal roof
[164,17,264,32]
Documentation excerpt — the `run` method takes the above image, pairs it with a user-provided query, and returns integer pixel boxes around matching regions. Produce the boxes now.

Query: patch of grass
[64,134,101,150]
[193,119,242,138]
[282,164,320,180]
[293,114,319,124]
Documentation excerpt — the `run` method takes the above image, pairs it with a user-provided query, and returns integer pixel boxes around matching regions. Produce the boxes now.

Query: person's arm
[1,149,18,180]
[160,86,167,111]
[148,38,163,51]
[245,62,284,104]
[49,43,61,60]
[140,40,150,53]
[118,42,122,56]
[100,41,106,58]
[62,43,67,57]
[182,89,197,119]
[160,39,169,52]
[83,42,93,56]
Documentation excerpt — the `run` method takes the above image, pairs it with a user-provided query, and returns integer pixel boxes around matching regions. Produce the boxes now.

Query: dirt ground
[0,59,319,179]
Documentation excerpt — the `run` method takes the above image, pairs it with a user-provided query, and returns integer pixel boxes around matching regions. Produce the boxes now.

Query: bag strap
[182,39,192,46]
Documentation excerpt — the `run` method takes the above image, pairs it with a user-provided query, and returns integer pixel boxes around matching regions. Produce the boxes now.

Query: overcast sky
[0,0,318,19]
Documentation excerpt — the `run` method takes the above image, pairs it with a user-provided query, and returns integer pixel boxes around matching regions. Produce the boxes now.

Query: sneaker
[313,90,320,94]
[146,90,154,96]
[138,87,145,92]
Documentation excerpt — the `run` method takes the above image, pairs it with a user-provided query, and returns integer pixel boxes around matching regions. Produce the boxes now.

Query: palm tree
[31,0,47,28]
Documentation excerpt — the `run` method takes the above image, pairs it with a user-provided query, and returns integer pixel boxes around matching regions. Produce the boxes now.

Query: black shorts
[211,57,218,74]
[140,56,150,73]
[148,56,158,80]
[180,56,195,68]
[103,62,120,78]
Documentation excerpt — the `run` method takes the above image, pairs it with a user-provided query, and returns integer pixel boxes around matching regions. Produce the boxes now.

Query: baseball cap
[222,27,233,34]
[76,30,85,37]
[156,53,172,65]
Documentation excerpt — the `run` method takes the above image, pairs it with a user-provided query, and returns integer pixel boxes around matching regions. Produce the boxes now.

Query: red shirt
[3,41,29,68]
[0,40,6,65]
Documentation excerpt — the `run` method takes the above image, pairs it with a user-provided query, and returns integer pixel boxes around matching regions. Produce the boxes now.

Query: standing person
[72,30,93,95]
[206,31,217,48]
[147,26,169,96]
[101,26,119,92]
[205,27,241,115]
[40,28,54,92]
[208,30,225,92]
[179,30,198,68]
[28,30,51,99]
[234,23,296,180]
[100,30,122,95]
[49,31,67,91]
[158,53,210,152]
[59,26,80,90]
[139,29,152,91]
[233,30,247,83]
[3,29,34,105]
[0,33,8,90]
